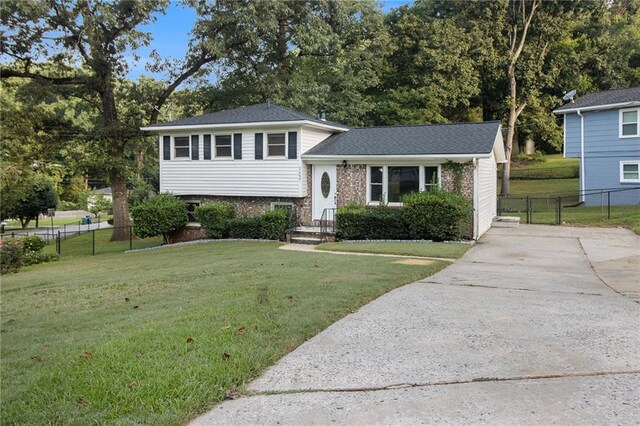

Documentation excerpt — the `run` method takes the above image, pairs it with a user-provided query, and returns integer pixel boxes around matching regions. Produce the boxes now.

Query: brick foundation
[167,224,206,244]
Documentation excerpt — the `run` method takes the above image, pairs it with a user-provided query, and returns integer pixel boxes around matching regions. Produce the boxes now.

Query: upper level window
[620,108,639,138]
[620,161,640,183]
[174,136,190,159]
[267,133,286,157]
[215,135,232,158]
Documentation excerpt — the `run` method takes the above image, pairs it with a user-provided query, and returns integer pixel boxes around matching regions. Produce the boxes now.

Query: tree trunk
[109,169,131,241]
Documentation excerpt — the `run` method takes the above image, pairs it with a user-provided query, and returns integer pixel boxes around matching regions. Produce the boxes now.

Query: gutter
[553,100,640,115]
[472,157,479,240]
[577,109,585,203]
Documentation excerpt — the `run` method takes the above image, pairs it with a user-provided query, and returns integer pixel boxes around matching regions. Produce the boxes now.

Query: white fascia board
[553,101,640,115]
[492,129,507,163]
[302,153,489,164]
[140,120,348,133]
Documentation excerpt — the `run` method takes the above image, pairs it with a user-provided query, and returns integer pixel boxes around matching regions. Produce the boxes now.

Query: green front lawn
[1,241,448,425]
[44,228,163,257]
[504,178,579,197]
[317,242,470,259]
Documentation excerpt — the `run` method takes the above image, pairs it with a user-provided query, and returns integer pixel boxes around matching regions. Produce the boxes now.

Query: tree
[88,192,112,217]
[0,165,58,228]
[1,0,230,240]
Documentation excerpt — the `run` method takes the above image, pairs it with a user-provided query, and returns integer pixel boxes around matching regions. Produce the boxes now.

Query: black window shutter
[255,133,263,160]
[288,131,297,159]
[203,134,211,160]
[191,135,199,160]
[233,133,242,160]
[163,136,171,160]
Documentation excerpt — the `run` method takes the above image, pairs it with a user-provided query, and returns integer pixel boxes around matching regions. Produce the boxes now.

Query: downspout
[577,109,585,203]
[472,157,478,240]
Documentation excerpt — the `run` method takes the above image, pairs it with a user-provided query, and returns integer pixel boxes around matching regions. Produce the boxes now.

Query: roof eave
[301,153,492,163]
[140,119,349,133]
[553,101,640,114]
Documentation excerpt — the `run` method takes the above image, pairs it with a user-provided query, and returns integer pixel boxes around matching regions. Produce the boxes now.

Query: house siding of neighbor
[555,87,640,206]
[142,103,506,240]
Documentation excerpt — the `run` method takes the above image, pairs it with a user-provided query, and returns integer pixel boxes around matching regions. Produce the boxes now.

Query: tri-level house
[554,87,640,205]
[141,103,506,239]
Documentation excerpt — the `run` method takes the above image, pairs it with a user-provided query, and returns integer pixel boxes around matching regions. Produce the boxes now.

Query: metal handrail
[319,208,337,242]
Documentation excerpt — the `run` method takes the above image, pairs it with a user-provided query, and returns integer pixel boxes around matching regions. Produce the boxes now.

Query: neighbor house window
[424,166,439,192]
[620,161,640,183]
[388,167,419,202]
[174,136,190,159]
[620,108,639,137]
[215,135,232,158]
[368,166,439,204]
[267,133,286,157]
[370,166,383,202]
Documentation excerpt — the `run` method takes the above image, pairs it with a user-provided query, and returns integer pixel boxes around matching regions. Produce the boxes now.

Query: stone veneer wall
[336,164,367,207]
[440,163,474,199]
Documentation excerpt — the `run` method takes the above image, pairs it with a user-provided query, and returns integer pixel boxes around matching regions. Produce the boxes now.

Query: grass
[1,241,448,425]
[317,242,470,259]
[508,154,579,180]
[43,228,163,257]
[505,178,579,197]
[4,215,112,231]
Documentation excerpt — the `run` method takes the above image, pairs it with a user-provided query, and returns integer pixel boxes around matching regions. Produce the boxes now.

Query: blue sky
[128,1,412,80]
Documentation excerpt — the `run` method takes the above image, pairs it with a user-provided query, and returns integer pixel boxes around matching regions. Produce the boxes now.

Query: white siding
[301,127,334,153]
[159,127,306,197]
[476,153,497,238]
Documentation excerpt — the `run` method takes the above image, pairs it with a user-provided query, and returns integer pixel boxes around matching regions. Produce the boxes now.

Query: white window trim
[619,108,639,138]
[173,134,191,160]
[367,165,441,206]
[620,161,640,183]
[213,133,233,160]
[265,131,288,159]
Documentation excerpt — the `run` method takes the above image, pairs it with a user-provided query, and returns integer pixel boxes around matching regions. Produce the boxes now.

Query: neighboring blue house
[554,87,640,205]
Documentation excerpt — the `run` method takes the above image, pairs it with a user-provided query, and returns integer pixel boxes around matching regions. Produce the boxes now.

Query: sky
[128,0,412,80]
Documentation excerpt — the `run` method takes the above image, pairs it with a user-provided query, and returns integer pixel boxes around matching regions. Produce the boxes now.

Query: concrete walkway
[192,225,640,425]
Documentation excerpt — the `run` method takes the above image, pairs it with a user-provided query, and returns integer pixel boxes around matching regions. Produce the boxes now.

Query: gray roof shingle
[554,87,640,112]
[303,121,501,157]
[148,103,347,128]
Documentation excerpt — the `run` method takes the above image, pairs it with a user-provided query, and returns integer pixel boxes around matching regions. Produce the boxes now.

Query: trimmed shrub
[22,236,46,253]
[131,193,188,243]
[336,204,409,240]
[228,217,262,239]
[1,239,24,274]
[261,209,288,241]
[402,190,471,241]
[195,203,235,239]
[23,251,58,267]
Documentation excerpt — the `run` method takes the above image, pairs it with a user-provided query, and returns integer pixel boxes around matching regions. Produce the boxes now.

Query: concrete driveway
[192,225,640,425]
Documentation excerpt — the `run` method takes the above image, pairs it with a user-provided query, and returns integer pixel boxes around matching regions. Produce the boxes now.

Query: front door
[312,165,337,221]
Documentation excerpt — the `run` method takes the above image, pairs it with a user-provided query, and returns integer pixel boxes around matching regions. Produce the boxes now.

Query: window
[424,166,439,192]
[267,133,286,157]
[620,108,639,137]
[368,165,440,204]
[370,166,383,202]
[185,201,200,222]
[215,135,232,158]
[620,161,640,183]
[388,167,419,202]
[174,136,190,159]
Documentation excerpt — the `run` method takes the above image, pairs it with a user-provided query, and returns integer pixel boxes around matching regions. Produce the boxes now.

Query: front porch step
[286,226,335,245]
[290,236,324,245]
[492,216,520,228]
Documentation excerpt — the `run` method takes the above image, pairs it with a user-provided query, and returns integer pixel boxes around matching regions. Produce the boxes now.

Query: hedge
[260,209,288,241]
[402,190,471,241]
[336,204,409,240]
[195,202,235,239]
[131,193,188,243]
[228,217,262,239]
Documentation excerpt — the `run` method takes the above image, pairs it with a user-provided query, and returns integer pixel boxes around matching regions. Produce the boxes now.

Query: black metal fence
[54,226,135,256]
[498,187,640,225]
